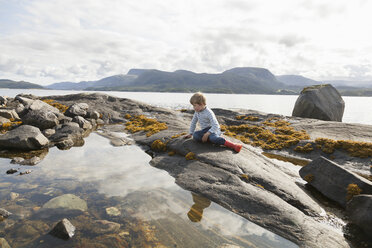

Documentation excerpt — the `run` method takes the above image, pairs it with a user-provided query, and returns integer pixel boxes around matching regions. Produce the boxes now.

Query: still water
[0,132,297,247]
[0,88,372,125]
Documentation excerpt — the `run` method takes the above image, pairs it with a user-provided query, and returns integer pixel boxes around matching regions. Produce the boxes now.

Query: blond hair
[190,92,206,105]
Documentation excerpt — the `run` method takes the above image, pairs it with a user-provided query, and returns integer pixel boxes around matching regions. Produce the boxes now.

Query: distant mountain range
[2,67,372,96]
[0,79,44,89]
[47,67,287,94]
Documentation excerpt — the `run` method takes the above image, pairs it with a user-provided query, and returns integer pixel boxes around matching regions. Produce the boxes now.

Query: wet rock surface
[300,156,372,208]
[346,195,372,235]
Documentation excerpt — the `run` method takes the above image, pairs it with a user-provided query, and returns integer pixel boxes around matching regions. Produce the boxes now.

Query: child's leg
[208,133,226,145]
[192,127,211,142]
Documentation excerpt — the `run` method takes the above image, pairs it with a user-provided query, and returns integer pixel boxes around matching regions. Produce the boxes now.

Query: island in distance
[2,67,372,96]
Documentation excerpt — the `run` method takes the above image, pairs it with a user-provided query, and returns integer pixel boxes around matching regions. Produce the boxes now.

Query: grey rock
[20,156,41,166]
[65,103,89,117]
[50,123,82,143]
[97,119,105,125]
[0,238,11,248]
[10,157,24,164]
[88,110,100,120]
[15,103,25,115]
[0,109,20,120]
[0,96,7,105]
[16,97,59,114]
[22,109,59,129]
[59,116,73,124]
[0,125,49,150]
[55,138,75,150]
[292,84,345,121]
[49,218,76,240]
[43,128,56,137]
[72,116,92,130]
[346,194,372,235]
[299,156,372,208]
[0,208,12,218]
[42,194,88,211]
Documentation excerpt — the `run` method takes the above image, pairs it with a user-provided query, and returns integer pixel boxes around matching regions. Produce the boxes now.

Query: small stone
[20,156,41,166]
[20,170,32,175]
[0,208,12,218]
[105,207,121,216]
[11,157,24,164]
[6,168,18,174]
[43,128,56,137]
[10,192,19,200]
[49,218,76,240]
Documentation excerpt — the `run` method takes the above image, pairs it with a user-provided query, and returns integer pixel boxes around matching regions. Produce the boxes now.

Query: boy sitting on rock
[184,92,242,153]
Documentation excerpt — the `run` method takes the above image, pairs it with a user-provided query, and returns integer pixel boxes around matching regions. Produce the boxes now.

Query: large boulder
[346,194,372,236]
[22,109,59,130]
[292,84,345,121]
[299,156,372,208]
[0,125,49,150]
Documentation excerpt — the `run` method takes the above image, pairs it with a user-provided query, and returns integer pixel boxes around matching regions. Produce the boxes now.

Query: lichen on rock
[125,114,167,137]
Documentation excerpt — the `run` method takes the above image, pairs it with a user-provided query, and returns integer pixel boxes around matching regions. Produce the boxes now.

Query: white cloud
[1,0,372,85]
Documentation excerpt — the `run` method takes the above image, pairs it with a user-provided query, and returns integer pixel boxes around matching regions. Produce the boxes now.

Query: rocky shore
[1,92,371,248]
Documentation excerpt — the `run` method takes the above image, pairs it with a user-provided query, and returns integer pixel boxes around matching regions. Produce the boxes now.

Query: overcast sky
[1,0,372,85]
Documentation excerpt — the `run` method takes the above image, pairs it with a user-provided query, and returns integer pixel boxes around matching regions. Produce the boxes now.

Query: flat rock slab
[42,194,88,212]
[299,156,372,208]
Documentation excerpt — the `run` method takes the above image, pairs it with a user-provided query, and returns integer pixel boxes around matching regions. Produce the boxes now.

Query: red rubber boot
[224,140,242,153]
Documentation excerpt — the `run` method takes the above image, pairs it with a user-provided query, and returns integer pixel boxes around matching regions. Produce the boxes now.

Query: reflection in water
[0,131,298,248]
[187,193,211,222]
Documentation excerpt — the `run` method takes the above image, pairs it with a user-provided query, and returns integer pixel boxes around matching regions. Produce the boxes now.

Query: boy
[184,92,242,153]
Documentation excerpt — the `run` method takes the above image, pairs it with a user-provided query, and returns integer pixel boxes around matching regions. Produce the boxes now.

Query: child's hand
[202,132,210,142]
[184,134,192,139]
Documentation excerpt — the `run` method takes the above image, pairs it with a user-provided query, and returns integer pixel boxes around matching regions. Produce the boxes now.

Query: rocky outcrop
[3,92,372,247]
[0,125,49,150]
[49,218,76,240]
[292,84,345,121]
[299,156,372,208]
[346,195,372,235]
